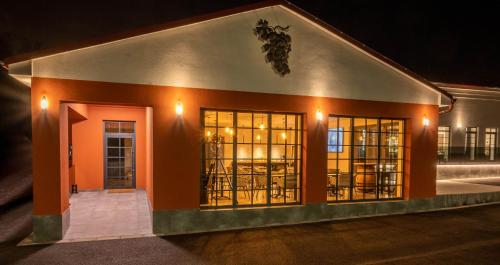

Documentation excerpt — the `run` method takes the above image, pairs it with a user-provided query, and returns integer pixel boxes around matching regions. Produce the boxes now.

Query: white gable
[29,5,440,105]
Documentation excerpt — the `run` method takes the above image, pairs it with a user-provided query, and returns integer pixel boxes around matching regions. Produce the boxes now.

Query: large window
[465,127,477,161]
[327,116,404,202]
[200,110,302,208]
[438,126,450,162]
[485,128,497,161]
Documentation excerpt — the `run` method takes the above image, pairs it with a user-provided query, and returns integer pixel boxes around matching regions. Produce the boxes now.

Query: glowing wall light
[175,100,183,116]
[423,116,430,127]
[316,109,323,122]
[40,96,49,110]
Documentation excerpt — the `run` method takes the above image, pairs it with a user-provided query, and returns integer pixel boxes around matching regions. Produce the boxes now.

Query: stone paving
[62,190,153,242]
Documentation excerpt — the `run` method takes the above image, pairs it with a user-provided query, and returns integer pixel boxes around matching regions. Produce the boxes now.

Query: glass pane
[217,112,233,128]
[285,130,296,145]
[328,116,338,129]
[253,113,268,130]
[217,128,234,144]
[286,115,296,130]
[271,174,285,204]
[253,144,268,160]
[272,130,287,145]
[204,128,215,140]
[108,158,120,168]
[253,129,268,144]
[354,118,366,131]
[285,145,297,160]
[107,168,119,177]
[237,144,252,160]
[124,149,133,167]
[204,111,217,127]
[366,119,379,131]
[120,122,135,133]
[272,114,286,129]
[123,138,133,147]
[105,122,119,133]
[339,117,352,131]
[237,112,252,128]
[124,167,133,177]
[271,145,285,160]
[107,138,119,147]
[237,128,252,144]
[253,175,267,204]
[108,148,119,157]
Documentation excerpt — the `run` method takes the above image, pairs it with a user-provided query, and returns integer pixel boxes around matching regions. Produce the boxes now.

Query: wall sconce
[423,116,430,127]
[175,100,183,116]
[40,96,49,110]
[316,109,323,122]
[456,122,462,129]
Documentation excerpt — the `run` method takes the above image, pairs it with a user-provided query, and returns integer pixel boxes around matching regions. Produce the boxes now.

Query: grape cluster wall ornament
[254,19,292,76]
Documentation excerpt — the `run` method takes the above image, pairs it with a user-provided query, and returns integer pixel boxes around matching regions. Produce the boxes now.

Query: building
[436,82,500,179]
[5,1,453,242]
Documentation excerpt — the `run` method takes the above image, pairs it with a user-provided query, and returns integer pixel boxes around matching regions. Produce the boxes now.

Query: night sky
[1,0,499,86]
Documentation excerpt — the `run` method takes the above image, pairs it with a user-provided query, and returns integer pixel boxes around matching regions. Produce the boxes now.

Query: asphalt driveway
[1,203,500,265]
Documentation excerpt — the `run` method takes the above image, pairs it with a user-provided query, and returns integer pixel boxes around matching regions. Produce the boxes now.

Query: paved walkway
[437,177,500,195]
[62,190,153,242]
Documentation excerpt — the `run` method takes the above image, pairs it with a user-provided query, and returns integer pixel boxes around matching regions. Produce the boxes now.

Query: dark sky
[1,0,499,86]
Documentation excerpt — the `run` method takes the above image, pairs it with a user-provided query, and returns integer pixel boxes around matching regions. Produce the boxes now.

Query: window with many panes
[485,128,497,161]
[465,127,477,160]
[327,116,404,202]
[200,110,302,208]
[438,126,450,162]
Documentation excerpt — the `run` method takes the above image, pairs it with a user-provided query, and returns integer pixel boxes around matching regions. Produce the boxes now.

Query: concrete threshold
[18,232,156,246]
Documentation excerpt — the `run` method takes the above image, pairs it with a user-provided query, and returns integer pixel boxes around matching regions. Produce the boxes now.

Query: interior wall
[67,103,88,194]
[72,105,147,190]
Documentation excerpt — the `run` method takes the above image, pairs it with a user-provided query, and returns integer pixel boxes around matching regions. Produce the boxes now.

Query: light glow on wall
[437,164,500,167]
[422,116,430,127]
[40,96,49,110]
[175,100,183,116]
[316,110,323,122]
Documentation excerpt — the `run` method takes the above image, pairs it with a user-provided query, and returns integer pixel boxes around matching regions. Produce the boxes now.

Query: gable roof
[4,0,453,102]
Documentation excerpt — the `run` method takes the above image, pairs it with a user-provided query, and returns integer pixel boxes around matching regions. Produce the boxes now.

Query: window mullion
[267,114,272,206]
[376,119,381,200]
[232,112,238,208]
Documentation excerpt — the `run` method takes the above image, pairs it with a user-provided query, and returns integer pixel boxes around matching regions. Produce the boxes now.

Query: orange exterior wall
[71,105,148,190]
[145,107,154,206]
[31,77,438,216]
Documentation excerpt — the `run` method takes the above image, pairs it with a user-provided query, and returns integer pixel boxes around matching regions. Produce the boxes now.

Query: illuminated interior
[327,116,405,201]
[200,110,302,208]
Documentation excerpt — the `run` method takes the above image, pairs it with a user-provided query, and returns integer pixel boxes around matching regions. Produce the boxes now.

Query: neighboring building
[5,1,452,242]
[436,82,500,179]
[436,82,500,163]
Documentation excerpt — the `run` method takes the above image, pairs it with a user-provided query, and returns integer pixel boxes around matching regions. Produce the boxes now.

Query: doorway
[104,121,136,189]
